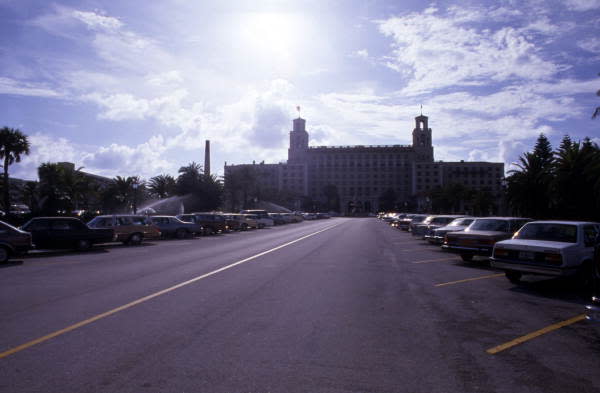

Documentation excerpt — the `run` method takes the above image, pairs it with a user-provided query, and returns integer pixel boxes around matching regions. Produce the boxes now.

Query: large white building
[225,114,504,213]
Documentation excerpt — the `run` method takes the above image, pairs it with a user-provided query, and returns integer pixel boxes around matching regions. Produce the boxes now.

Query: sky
[0,0,599,181]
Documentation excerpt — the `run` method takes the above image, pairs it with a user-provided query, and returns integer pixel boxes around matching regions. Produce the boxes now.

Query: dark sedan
[0,220,33,262]
[21,217,114,251]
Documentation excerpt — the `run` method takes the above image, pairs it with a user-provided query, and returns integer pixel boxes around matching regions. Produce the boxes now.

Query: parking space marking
[486,314,586,354]
[434,273,504,287]
[0,222,343,360]
[412,257,459,264]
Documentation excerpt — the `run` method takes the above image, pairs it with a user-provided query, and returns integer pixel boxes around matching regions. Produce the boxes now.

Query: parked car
[220,214,244,231]
[586,234,600,321]
[396,214,418,231]
[490,221,600,284]
[177,213,227,235]
[0,220,33,262]
[416,215,466,239]
[223,214,258,230]
[442,217,531,261]
[88,215,161,245]
[21,217,114,250]
[240,209,275,227]
[425,217,475,244]
[408,215,429,233]
[147,216,202,239]
[269,213,286,225]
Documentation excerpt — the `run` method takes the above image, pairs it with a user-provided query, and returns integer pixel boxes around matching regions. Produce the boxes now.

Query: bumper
[441,244,493,256]
[490,258,578,277]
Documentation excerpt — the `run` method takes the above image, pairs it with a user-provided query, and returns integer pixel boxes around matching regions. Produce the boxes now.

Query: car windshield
[431,217,455,225]
[449,218,473,226]
[469,219,509,232]
[515,223,578,243]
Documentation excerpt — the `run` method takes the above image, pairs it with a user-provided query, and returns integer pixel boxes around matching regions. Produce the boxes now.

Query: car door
[50,219,77,248]
[24,220,52,248]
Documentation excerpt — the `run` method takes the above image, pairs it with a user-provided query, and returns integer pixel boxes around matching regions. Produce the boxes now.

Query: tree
[22,181,39,214]
[0,127,30,215]
[147,174,176,199]
[176,162,223,211]
[553,136,600,220]
[38,162,66,214]
[506,133,554,218]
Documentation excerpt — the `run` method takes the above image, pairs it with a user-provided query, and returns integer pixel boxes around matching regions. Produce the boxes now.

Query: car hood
[435,225,467,232]
[495,239,577,251]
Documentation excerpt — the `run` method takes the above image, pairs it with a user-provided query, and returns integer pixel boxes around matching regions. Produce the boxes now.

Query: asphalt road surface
[1,218,599,393]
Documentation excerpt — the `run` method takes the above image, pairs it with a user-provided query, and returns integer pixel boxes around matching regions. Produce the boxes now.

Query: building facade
[225,114,504,214]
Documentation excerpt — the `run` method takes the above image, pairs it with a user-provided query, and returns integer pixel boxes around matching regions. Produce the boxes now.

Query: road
[1,218,599,393]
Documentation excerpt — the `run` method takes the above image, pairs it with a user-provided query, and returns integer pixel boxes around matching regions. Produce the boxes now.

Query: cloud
[82,135,172,178]
[578,37,600,53]
[564,0,600,11]
[71,10,123,31]
[0,77,61,98]
[378,7,564,95]
[10,133,82,180]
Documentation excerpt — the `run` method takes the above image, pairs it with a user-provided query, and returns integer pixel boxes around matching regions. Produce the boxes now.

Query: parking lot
[1,217,599,393]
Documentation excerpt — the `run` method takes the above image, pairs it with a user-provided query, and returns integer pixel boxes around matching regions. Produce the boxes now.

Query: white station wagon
[490,221,599,284]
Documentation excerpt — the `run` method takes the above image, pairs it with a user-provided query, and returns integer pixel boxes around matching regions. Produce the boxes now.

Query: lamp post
[132,181,139,214]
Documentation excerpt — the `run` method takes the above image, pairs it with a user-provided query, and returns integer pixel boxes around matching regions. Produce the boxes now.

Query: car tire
[505,271,522,284]
[76,239,92,251]
[0,246,9,263]
[576,261,593,291]
[241,223,248,231]
[460,253,474,262]
[204,227,214,236]
[258,223,265,229]
[127,233,143,245]
[175,229,187,239]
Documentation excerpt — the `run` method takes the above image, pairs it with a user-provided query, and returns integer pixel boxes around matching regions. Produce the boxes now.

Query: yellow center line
[0,223,343,360]
[412,257,459,264]
[486,314,586,355]
[434,273,504,287]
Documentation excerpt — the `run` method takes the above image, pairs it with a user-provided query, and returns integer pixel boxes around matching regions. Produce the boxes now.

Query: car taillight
[544,253,562,265]
[443,234,449,244]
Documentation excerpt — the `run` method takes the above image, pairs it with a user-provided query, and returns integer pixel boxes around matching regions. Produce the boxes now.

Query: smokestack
[204,140,211,177]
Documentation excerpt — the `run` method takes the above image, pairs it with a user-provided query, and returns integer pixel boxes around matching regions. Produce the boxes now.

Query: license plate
[520,251,535,260]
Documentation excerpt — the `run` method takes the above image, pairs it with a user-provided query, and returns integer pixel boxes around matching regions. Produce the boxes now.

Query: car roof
[473,217,531,220]
[525,220,600,226]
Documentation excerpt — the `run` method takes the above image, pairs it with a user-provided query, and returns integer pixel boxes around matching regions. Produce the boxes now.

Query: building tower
[288,117,309,162]
[204,140,211,177]
[412,114,434,162]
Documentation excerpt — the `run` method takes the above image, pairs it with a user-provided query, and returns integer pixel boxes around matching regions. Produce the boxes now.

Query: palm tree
[38,162,65,214]
[147,174,176,199]
[22,181,39,214]
[0,127,30,215]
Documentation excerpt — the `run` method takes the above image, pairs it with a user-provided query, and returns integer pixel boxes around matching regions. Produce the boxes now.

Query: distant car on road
[21,217,114,251]
[0,219,33,262]
[491,221,600,285]
[442,217,531,261]
[88,215,161,245]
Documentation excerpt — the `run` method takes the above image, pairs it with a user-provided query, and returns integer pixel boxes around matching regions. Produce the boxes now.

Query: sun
[239,12,302,60]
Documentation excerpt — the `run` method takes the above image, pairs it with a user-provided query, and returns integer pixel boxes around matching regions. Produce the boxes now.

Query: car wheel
[76,239,92,251]
[127,233,143,245]
[505,271,522,284]
[0,246,9,263]
[175,228,187,239]
[460,253,473,262]
[204,227,214,236]
[241,223,248,231]
[576,261,593,290]
[258,223,265,229]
